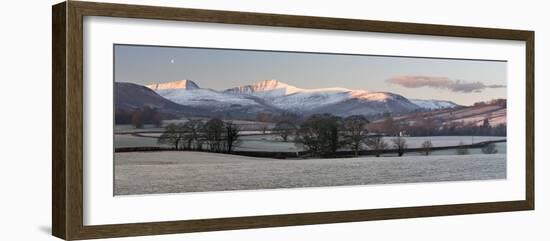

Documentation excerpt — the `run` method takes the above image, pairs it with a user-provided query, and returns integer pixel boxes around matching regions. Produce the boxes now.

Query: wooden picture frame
[52,1,534,240]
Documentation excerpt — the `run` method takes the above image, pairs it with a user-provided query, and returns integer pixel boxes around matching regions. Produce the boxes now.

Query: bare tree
[327,119,341,154]
[273,120,296,142]
[225,121,240,153]
[157,123,185,150]
[420,140,433,156]
[342,115,370,156]
[366,136,388,157]
[204,118,225,152]
[194,135,205,151]
[481,143,498,154]
[456,141,470,155]
[392,136,407,156]
[182,120,204,150]
[295,120,321,155]
[295,114,343,156]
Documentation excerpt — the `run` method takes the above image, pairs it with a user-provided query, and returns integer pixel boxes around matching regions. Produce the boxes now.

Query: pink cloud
[386,75,505,93]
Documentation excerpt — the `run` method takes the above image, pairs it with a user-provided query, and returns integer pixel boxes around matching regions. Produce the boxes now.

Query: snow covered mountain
[141,79,458,118]
[224,79,304,97]
[146,79,199,90]
[225,79,350,96]
[114,82,211,117]
[148,81,257,108]
[224,80,420,114]
[410,99,459,110]
[146,80,281,119]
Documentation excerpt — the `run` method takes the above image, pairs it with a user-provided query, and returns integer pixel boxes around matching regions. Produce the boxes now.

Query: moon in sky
[170,59,175,64]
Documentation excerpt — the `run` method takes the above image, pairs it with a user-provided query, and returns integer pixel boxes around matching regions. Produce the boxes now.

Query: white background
[0,0,547,240]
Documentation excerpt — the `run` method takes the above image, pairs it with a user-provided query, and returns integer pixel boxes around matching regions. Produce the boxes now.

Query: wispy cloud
[386,75,506,93]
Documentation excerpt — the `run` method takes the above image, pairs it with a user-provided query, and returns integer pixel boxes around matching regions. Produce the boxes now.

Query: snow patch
[411,99,458,109]
[146,80,200,90]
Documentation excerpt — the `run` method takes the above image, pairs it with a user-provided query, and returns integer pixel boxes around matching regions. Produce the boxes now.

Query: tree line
[270,114,409,157]
[368,115,506,137]
[155,113,502,157]
[157,119,240,153]
[271,114,500,158]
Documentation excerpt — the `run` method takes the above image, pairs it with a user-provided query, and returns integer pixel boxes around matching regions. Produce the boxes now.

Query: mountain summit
[225,79,302,96]
[146,80,200,90]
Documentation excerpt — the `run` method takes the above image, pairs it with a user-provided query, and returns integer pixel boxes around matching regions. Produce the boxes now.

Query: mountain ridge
[121,79,462,119]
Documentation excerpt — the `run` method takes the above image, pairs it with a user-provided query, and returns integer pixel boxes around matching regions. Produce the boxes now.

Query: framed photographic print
[52,1,534,240]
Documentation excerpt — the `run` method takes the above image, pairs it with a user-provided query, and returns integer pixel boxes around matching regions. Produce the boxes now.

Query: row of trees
[368,115,506,137]
[455,141,500,155]
[158,118,240,153]
[269,114,500,157]
[268,113,419,157]
[277,114,411,157]
[473,98,507,108]
[155,114,500,157]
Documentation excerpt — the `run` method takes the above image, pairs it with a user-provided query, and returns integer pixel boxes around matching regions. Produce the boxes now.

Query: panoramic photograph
[113,44,507,195]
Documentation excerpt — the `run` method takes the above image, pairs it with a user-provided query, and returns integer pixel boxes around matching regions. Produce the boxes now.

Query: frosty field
[115,132,505,153]
[114,151,506,195]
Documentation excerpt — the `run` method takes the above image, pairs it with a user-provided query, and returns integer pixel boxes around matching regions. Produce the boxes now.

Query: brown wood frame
[52,1,535,240]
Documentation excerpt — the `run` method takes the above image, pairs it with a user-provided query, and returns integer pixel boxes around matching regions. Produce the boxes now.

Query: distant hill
[391,104,506,127]
[115,82,213,118]
[115,82,184,111]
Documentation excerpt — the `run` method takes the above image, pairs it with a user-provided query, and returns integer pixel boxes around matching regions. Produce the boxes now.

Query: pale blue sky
[114,44,507,105]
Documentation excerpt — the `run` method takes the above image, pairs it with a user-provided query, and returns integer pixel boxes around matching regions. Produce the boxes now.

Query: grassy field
[114,151,506,195]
